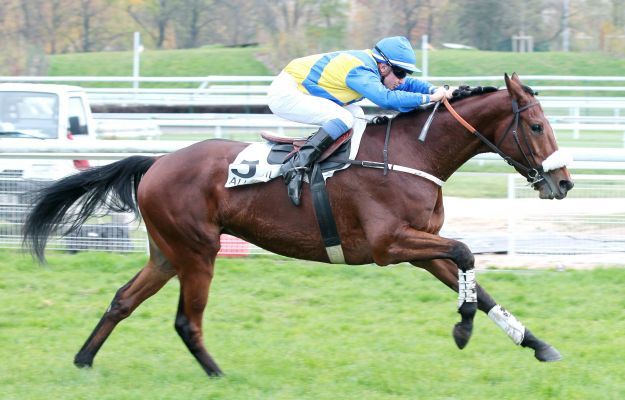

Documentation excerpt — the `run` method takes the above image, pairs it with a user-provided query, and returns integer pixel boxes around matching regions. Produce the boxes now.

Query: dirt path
[442,197,625,270]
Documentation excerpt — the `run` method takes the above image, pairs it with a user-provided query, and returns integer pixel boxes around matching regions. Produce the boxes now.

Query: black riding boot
[280,128,335,206]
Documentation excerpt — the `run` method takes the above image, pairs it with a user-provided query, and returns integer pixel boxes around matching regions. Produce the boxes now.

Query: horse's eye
[531,124,543,134]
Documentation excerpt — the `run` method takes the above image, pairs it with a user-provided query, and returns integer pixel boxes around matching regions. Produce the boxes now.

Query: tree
[38,0,65,54]
[127,0,181,48]
[312,0,347,50]
[392,0,424,42]
[448,0,512,50]
[76,0,118,52]
[255,0,346,67]
[0,1,27,74]
[211,0,260,46]
[612,0,624,28]
[1,0,48,74]
[347,0,438,48]
[174,0,214,48]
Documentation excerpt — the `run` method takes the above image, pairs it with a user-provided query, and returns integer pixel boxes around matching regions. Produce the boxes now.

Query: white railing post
[132,32,143,90]
[421,35,429,79]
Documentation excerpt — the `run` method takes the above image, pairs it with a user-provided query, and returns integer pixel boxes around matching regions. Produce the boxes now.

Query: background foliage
[1,0,624,74]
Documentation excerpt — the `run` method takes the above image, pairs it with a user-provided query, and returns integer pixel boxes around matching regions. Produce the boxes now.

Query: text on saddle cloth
[225,117,367,188]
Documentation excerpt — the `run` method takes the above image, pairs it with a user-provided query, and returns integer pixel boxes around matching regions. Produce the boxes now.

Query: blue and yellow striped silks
[284,49,436,112]
[284,50,377,106]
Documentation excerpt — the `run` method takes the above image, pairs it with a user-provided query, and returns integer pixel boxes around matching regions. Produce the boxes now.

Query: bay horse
[23,73,573,377]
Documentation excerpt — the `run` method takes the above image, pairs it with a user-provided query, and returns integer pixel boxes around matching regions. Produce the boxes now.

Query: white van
[0,83,98,222]
[0,83,96,180]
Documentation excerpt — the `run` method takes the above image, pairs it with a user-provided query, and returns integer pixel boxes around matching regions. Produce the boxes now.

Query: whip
[418,85,449,142]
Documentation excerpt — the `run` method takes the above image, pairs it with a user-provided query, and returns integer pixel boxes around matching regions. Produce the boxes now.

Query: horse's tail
[23,155,156,262]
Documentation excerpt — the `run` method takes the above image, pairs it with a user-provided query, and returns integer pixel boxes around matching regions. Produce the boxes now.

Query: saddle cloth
[225,117,367,188]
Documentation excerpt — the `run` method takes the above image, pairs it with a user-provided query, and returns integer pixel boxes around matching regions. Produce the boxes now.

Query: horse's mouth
[535,176,574,200]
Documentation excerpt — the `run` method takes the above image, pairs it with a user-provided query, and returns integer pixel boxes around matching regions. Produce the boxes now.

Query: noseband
[442,96,547,188]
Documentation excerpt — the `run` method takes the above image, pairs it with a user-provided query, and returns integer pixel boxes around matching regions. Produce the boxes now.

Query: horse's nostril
[560,180,574,192]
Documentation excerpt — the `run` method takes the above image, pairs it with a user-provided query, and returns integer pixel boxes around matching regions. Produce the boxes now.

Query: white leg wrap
[488,305,526,345]
[457,269,477,308]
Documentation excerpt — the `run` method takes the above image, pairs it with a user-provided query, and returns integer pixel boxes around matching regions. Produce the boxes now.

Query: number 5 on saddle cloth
[225,117,367,188]
[225,118,368,263]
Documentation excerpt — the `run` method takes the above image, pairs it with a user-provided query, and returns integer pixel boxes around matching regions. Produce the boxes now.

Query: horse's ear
[504,73,513,92]
[504,72,522,99]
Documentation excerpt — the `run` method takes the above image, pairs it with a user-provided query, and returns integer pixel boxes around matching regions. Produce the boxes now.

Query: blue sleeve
[345,66,430,112]
[398,77,435,94]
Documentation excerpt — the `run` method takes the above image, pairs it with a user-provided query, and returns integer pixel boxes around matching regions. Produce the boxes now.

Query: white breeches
[267,71,364,132]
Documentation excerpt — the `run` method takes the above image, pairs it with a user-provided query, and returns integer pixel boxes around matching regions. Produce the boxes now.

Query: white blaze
[542,149,573,172]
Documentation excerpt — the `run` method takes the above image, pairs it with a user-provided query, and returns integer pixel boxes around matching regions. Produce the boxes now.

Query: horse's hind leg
[73,252,175,368]
[416,259,562,362]
[474,284,562,362]
[173,253,223,377]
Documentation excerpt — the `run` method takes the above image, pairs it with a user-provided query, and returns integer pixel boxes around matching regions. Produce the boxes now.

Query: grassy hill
[48,46,625,85]
[422,50,625,77]
[48,46,272,87]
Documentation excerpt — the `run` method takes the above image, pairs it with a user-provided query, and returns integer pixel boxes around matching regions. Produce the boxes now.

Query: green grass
[46,47,625,93]
[48,47,272,87]
[420,50,625,95]
[422,50,625,77]
[553,130,625,148]
[444,172,509,198]
[1,251,625,399]
[48,47,625,79]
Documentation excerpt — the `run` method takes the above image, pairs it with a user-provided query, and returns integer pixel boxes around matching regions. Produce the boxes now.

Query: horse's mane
[521,84,537,96]
[368,85,499,126]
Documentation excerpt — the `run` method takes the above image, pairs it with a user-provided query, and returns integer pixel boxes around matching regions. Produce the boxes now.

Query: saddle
[261,129,353,164]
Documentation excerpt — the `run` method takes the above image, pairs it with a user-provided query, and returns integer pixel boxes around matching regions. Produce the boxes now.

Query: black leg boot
[280,128,335,206]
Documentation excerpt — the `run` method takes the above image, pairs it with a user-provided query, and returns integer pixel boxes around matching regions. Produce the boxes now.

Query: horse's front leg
[372,229,478,349]
[417,259,562,362]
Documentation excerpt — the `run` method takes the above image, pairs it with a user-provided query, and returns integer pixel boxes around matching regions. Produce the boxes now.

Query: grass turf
[1,251,624,399]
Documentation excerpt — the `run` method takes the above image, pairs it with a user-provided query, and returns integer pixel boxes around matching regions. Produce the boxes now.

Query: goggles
[374,46,413,79]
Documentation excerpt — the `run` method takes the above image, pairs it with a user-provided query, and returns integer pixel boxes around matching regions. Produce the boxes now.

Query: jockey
[268,36,454,206]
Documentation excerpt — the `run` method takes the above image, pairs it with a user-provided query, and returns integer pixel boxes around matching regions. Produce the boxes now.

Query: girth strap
[327,157,445,187]
[310,163,345,263]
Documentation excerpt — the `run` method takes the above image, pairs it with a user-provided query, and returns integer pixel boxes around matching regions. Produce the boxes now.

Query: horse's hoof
[74,355,93,368]
[74,361,93,369]
[452,322,473,349]
[203,361,224,378]
[207,370,224,378]
[534,344,563,362]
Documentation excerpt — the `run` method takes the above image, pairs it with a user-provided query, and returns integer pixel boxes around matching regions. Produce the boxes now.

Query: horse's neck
[378,92,509,182]
[432,93,509,179]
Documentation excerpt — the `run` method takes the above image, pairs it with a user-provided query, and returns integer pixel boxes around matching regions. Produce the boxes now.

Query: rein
[441,96,547,187]
[328,91,548,189]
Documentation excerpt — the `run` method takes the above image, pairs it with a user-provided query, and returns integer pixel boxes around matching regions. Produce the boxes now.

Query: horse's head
[496,73,574,199]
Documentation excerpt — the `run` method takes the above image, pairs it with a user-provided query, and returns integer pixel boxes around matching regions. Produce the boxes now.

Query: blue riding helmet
[372,36,420,73]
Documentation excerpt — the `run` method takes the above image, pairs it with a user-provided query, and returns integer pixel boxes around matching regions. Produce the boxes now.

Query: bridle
[442,95,549,188]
